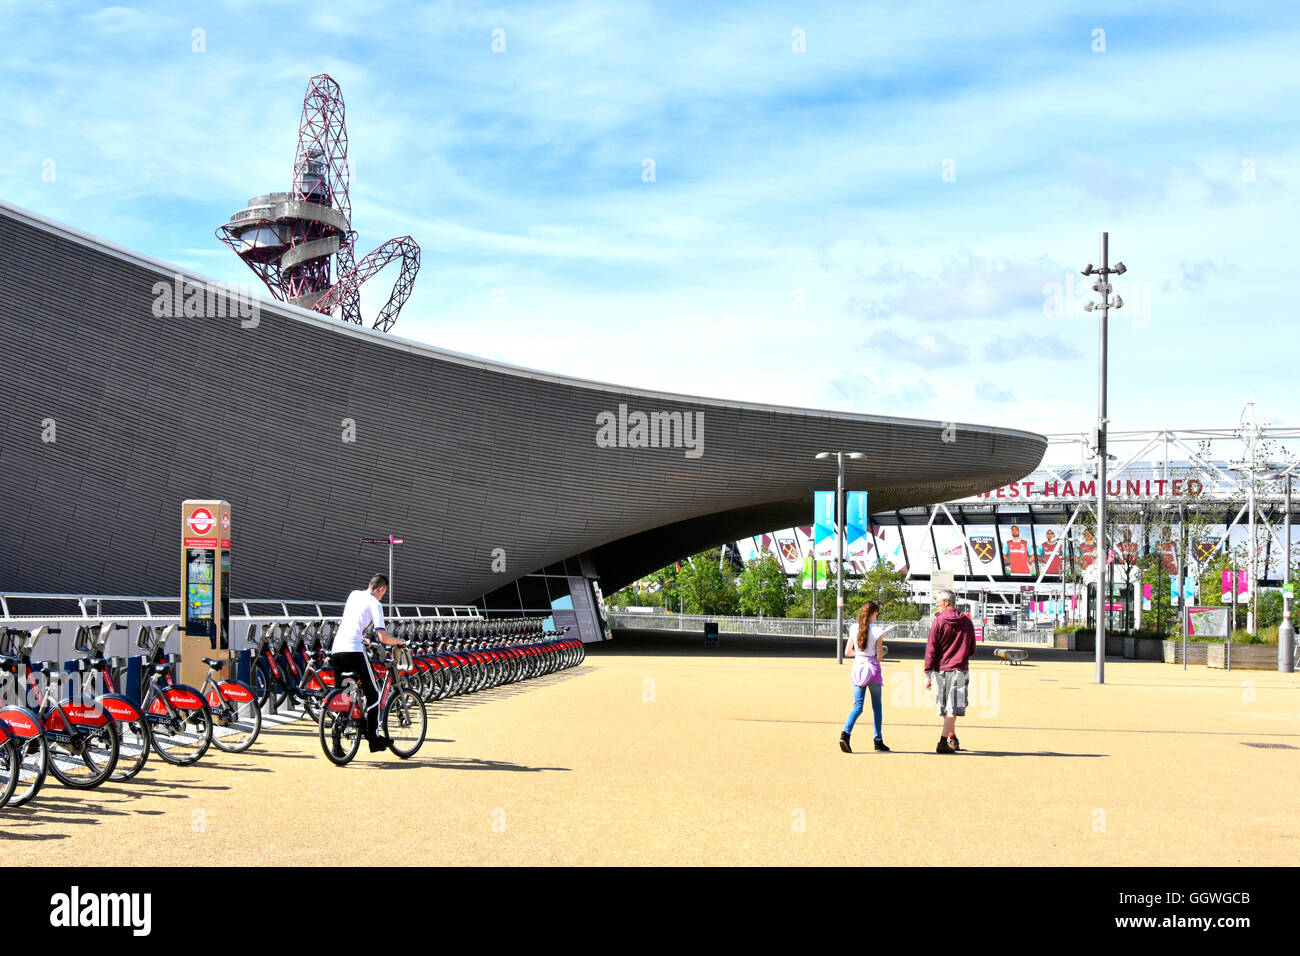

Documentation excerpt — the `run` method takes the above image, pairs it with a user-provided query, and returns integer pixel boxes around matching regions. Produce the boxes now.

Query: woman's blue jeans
[844,683,883,740]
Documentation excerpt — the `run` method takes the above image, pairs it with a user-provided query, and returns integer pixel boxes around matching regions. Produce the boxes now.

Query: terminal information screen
[186,549,214,632]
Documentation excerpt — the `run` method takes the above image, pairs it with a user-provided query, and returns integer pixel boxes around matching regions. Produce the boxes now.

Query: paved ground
[4,632,1298,866]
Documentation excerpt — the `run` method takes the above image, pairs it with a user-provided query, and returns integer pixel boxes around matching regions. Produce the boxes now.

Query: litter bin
[703,621,719,646]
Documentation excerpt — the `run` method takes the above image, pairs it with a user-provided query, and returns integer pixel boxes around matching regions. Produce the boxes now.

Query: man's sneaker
[839,731,852,754]
[368,735,392,753]
[873,739,890,752]
[936,737,954,754]
[948,735,960,752]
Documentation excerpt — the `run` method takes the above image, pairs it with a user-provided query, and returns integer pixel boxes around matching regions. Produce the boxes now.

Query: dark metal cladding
[0,200,1047,602]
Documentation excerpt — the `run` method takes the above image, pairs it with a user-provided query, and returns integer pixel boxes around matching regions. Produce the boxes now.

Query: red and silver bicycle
[318,639,426,766]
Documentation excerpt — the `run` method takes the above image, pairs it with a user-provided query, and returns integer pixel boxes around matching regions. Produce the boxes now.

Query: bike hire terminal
[180,500,231,688]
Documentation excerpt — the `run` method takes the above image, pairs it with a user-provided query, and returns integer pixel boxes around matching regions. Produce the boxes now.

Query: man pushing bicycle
[330,574,407,754]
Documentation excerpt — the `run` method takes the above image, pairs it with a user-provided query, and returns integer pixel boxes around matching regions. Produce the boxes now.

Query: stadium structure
[736,414,1300,627]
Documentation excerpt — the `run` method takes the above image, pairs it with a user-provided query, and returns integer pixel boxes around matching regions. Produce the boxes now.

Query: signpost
[1186,604,1230,672]
[360,534,404,618]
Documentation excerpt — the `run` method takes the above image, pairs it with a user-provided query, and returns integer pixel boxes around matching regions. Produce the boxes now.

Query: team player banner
[813,492,836,559]
[845,492,869,560]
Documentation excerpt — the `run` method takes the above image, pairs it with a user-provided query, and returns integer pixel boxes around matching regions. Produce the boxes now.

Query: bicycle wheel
[150,700,213,766]
[382,689,426,759]
[0,737,20,807]
[47,716,119,790]
[318,689,361,766]
[210,687,261,754]
[8,733,49,807]
[111,717,150,782]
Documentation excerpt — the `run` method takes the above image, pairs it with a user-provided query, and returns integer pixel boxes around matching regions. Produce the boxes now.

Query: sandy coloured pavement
[4,631,1298,866]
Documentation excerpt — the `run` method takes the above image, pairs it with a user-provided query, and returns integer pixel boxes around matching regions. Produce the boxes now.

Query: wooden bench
[993,647,1029,665]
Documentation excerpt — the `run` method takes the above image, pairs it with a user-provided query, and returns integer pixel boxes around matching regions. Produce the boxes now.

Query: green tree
[736,553,790,618]
[607,583,664,609]
[852,560,919,620]
[676,549,740,616]
[1257,589,1283,629]
[651,563,683,613]
[1138,550,1173,636]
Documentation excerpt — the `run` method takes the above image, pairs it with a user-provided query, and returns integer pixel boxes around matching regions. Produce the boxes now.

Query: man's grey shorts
[929,669,969,716]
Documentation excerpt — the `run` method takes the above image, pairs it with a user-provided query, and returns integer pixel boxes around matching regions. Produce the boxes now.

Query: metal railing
[0,592,483,663]
[0,592,480,620]
[608,611,1055,645]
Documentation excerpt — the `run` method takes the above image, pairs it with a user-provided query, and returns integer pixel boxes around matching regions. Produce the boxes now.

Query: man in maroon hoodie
[924,589,975,753]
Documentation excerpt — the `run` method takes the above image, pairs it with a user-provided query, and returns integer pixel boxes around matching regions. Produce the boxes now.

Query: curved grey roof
[0,199,1046,601]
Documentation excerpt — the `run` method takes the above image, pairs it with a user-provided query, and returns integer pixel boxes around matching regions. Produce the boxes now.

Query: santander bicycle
[0,625,119,789]
[0,646,50,807]
[0,716,20,808]
[318,637,426,766]
[133,624,214,765]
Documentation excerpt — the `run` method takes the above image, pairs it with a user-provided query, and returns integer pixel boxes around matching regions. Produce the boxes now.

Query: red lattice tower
[217,74,420,333]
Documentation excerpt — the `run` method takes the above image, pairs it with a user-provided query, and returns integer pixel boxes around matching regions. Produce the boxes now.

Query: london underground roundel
[188,508,214,536]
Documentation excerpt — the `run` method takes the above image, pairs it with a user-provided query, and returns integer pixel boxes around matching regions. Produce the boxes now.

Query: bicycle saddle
[202,658,226,671]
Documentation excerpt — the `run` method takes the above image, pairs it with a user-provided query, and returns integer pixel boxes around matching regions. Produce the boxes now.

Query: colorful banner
[965,524,999,570]
[813,491,836,560]
[793,526,815,561]
[870,525,907,572]
[845,491,869,560]
[933,524,969,573]
[774,536,801,574]
[801,556,829,590]
[1169,576,1196,603]
[1000,523,1035,576]
[1221,569,1249,601]
[1035,524,1066,576]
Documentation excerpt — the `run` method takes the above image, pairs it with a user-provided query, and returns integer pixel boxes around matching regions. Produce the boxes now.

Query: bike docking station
[179,500,235,690]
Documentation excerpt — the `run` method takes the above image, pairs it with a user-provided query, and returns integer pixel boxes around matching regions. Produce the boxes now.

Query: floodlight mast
[1082,232,1127,685]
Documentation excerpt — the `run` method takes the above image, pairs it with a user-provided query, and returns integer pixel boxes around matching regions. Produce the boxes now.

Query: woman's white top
[847,622,882,658]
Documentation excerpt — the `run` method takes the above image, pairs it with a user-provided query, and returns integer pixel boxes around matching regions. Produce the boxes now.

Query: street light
[1280,469,1296,673]
[815,451,867,664]
[1227,455,1285,638]
[1081,232,1127,685]
[1230,460,1296,671]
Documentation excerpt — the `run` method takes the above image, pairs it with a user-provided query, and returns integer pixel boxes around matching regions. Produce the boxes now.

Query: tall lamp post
[1280,469,1295,673]
[1082,233,1127,685]
[815,451,867,664]
[1232,461,1295,672]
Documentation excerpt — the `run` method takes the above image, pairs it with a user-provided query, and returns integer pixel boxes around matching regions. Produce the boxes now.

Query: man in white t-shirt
[330,574,407,754]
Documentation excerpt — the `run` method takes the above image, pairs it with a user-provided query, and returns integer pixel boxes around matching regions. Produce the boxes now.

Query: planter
[1072,632,1125,655]
[1123,637,1165,660]
[1052,632,1072,650]
[1162,640,1208,665]
[1207,643,1280,671]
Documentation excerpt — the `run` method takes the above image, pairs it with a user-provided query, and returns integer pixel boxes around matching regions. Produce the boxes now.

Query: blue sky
[2,1,1298,456]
